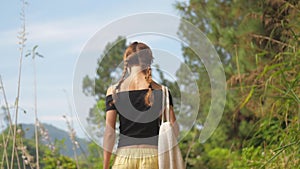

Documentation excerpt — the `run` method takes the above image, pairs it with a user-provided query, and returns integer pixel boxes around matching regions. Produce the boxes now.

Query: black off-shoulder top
[105,89,173,147]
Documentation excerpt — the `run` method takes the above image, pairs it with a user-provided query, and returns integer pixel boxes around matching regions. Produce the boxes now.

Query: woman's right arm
[103,87,117,169]
[169,105,180,138]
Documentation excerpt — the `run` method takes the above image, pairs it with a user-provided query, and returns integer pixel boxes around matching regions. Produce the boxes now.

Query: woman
[103,42,179,169]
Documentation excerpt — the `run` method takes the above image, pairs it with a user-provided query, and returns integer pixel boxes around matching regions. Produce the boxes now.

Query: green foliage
[83,36,127,100]
[207,147,231,169]
[0,125,34,168]
[0,125,80,168]
[42,149,77,169]
[176,0,300,168]
[85,141,103,168]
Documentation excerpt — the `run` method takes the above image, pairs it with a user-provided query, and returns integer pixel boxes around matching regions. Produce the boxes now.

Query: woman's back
[106,78,172,148]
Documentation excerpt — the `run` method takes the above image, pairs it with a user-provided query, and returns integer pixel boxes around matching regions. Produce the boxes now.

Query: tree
[175,0,300,168]
[82,37,127,138]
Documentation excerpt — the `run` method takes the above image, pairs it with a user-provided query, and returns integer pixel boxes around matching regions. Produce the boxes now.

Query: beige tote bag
[158,86,185,169]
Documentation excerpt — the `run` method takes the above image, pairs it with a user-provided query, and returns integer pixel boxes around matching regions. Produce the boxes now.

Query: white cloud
[28,21,96,43]
[0,16,104,47]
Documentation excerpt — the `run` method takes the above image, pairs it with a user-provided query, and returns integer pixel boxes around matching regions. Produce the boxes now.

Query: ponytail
[112,59,128,102]
[144,66,153,106]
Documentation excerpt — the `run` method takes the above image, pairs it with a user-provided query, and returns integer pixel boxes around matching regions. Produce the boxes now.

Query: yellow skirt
[112,147,159,169]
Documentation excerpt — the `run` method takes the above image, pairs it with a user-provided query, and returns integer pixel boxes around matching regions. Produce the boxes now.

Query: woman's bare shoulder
[151,81,162,90]
[106,84,117,96]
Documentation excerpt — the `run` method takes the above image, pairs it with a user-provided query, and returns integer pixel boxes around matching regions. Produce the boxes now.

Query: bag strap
[161,86,170,123]
[165,86,170,122]
[161,86,165,123]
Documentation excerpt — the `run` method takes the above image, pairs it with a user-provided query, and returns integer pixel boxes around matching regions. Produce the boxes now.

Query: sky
[0,0,188,138]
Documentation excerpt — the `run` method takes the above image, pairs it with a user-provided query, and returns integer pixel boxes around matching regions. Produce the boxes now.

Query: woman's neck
[128,66,146,78]
[120,66,149,90]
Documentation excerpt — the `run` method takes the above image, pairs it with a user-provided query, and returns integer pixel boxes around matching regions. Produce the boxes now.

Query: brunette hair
[112,42,154,106]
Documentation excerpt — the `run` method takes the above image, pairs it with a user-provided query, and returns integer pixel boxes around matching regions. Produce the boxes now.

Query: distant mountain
[21,123,88,158]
